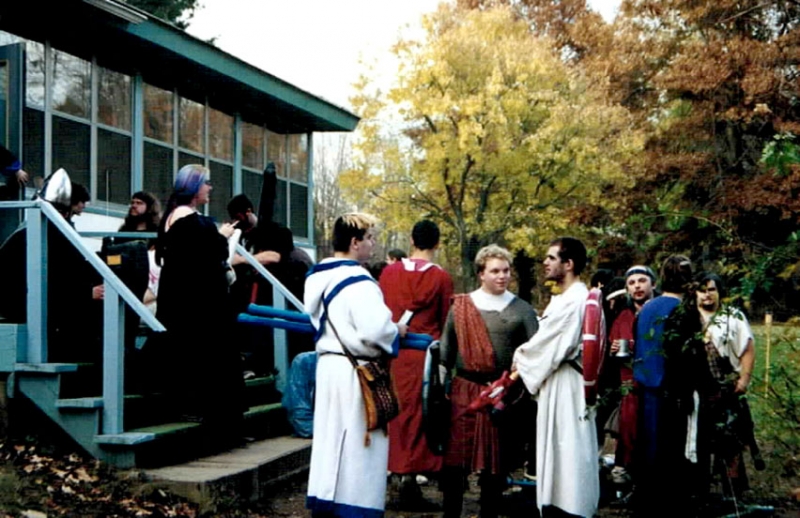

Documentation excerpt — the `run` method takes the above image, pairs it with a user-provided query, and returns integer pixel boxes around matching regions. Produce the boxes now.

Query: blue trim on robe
[307,259,361,277]
[306,496,384,518]
[390,333,400,357]
[313,274,375,342]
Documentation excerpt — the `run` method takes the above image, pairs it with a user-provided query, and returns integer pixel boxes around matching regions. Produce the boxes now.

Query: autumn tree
[343,4,642,288]
[588,0,800,316]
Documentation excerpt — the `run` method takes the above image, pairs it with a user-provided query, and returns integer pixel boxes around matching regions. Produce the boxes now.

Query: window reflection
[98,67,131,130]
[242,121,264,170]
[25,41,45,109]
[288,134,308,183]
[267,131,286,178]
[144,83,173,143]
[52,50,90,119]
[0,31,23,45]
[179,97,204,153]
[208,107,233,161]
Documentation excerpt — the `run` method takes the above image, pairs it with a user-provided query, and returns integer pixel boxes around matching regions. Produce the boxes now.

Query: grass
[745,323,800,502]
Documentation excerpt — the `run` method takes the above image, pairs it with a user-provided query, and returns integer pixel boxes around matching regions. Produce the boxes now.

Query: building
[0,0,358,245]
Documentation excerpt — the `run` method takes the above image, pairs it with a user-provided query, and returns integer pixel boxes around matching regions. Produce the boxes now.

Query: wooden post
[764,311,772,396]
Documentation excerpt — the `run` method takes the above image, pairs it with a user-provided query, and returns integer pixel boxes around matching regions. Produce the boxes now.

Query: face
[696,280,720,312]
[194,182,212,206]
[354,228,376,262]
[479,258,511,296]
[72,201,86,216]
[231,209,256,230]
[129,198,147,216]
[543,245,567,282]
[386,255,398,265]
[627,274,654,306]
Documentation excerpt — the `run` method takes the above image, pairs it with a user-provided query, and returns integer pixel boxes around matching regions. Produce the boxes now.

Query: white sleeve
[513,297,583,395]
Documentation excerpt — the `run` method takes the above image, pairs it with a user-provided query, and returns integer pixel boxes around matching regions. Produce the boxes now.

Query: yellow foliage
[344,4,643,278]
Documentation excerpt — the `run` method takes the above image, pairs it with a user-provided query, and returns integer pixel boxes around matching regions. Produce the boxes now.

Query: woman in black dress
[155,164,243,443]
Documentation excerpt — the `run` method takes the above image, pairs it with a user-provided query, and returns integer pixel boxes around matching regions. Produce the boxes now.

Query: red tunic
[608,307,638,467]
[380,258,454,474]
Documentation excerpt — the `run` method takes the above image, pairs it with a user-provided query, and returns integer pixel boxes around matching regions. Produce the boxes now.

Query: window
[98,67,131,130]
[242,168,263,213]
[144,83,173,143]
[97,129,131,205]
[274,178,287,227]
[208,108,233,162]
[289,183,308,238]
[242,121,264,170]
[179,97,204,153]
[52,50,90,119]
[143,142,173,207]
[287,134,308,183]
[52,116,90,189]
[25,41,44,109]
[209,161,232,222]
[266,131,286,177]
[22,107,44,178]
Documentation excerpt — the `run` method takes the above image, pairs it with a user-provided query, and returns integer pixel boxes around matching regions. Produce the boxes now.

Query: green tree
[124,0,200,29]
[343,5,642,288]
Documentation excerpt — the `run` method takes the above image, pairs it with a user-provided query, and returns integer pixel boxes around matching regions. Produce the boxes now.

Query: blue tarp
[282,351,317,438]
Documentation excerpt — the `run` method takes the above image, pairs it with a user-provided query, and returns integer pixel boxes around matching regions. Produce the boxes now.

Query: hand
[396,323,408,338]
[16,169,29,185]
[735,373,751,394]
[610,339,622,354]
[92,285,105,300]
[219,222,236,239]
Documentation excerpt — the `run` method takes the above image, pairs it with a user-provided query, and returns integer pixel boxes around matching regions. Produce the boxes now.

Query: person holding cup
[606,265,656,492]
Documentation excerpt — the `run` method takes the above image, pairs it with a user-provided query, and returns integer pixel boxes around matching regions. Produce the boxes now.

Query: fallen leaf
[61,484,74,495]
[72,467,97,483]
[51,468,68,478]
[20,511,47,518]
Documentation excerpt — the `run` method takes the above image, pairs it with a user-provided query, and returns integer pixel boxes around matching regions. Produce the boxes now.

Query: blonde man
[440,244,538,518]
[305,213,405,518]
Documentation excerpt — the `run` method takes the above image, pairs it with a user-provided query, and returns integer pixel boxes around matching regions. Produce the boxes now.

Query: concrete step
[143,435,312,506]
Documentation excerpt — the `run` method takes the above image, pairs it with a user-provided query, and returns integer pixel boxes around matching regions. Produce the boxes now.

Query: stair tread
[244,402,282,418]
[56,397,103,409]
[144,435,311,482]
[15,362,81,373]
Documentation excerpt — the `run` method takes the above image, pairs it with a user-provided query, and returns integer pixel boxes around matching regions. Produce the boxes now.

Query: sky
[187,0,622,112]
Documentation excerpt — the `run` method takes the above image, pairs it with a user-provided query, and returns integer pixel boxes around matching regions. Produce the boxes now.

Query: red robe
[608,307,638,467]
[380,258,454,474]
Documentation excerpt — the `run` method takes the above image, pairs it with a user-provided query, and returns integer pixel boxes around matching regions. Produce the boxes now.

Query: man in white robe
[305,213,402,518]
[513,237,599,518]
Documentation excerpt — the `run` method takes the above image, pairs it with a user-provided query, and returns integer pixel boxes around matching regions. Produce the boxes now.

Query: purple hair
[174,164,208,198]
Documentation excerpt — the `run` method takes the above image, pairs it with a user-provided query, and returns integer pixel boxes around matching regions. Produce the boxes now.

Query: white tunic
[702,307,754,373]
[304,258,399,517]
[513,281,599,518]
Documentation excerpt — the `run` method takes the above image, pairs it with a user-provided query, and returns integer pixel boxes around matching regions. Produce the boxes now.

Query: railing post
[102,285,125,434]
[272,285,288,393]
[25,207,47,363]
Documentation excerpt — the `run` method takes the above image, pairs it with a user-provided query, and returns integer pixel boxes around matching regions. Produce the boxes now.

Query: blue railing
[0,199,165,436]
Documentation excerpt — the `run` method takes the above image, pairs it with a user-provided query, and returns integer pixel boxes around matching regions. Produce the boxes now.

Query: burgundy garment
[444,376,503,474]
[379,258,453,340]
[609,307,638,467]
[388,349,443,473]
[451,295,495,372]
[380,258,453,474]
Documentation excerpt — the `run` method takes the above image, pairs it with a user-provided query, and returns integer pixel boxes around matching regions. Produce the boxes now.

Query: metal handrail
[38,202,164,332]
[0,199,165,435]
[234,243,304,310]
